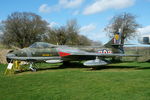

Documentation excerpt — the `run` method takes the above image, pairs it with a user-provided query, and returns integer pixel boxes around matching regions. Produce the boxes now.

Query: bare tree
[44,19,92,46]
[0,12,48,48]
[44,26,68,45]
[78,35,91,45]
[104,12,140,44]
[65,19,80,45]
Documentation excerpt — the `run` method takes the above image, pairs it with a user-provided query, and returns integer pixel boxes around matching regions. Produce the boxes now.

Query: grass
[0,62,150,100]
[0,43,6,49]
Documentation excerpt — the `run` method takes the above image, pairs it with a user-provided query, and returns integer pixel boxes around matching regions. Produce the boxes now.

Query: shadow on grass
[138,67,150,70]
[15,61,150,74]
[15,62,87,74]
[35,62,88,71]
[89,65,142,71]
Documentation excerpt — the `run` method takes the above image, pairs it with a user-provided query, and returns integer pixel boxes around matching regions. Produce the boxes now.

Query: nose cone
[6,53,16,58]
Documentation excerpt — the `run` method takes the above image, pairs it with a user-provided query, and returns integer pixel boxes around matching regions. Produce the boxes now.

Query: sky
[0,0,150,44]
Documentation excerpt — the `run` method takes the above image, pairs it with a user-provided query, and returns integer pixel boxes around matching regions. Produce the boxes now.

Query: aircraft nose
[6,53,16,57]
[6,53,16,63]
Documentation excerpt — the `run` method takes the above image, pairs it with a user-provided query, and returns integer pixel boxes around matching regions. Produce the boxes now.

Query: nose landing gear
[29,62,37,72]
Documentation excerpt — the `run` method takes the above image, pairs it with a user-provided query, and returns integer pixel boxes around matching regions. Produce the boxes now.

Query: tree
[0,12,48,48]
[104,12,140,44]
[44,19,92,46]
[66,19,92,45]
[44,26,68,45]
[65,19,80,45]
[77,35,91,45]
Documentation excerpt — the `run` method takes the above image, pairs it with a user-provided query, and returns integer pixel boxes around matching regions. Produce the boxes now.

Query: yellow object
[14,60,21,70]
[42,54,52,56]
[4,60,22,75]
[114,34,119,40]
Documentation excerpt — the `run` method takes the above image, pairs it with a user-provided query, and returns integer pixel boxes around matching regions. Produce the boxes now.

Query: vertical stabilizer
[104,28,124,54]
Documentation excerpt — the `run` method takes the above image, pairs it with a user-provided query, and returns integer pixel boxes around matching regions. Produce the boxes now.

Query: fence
[123,47,150,62]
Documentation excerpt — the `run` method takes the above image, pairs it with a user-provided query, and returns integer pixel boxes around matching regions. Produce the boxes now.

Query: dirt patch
[0,49,10,64]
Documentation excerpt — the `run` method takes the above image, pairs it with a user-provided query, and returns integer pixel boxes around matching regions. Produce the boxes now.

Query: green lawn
[0,62,150,100]
[0,43,6,49]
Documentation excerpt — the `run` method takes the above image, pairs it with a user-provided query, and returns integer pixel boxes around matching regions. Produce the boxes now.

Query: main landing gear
[29,62,37,72]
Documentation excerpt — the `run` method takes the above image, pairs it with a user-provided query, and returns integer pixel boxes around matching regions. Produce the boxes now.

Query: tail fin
[104,29,124,54]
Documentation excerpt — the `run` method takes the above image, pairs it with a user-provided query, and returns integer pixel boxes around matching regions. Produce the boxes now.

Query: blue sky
[0,0,150,44]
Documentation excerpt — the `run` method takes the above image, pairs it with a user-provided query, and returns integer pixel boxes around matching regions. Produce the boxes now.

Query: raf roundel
[98,49,112,54]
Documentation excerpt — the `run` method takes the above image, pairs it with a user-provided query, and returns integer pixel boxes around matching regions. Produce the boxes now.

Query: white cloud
[59,0,84,8]
[39,0,84,13]
[48,22,59,28]
[83,0,135,15]
[79,24,111,43]
[72,10,80,15]
[39,4,51,13]
[138,25,150,35]
[80,25,108,43]
[39,4,60,13]
[80,24,96,35]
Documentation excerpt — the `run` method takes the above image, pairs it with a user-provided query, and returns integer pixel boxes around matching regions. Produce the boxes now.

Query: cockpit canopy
[29,42,56,48]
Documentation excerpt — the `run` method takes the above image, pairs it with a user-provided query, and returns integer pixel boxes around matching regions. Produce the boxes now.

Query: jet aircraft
[6,33,140,71]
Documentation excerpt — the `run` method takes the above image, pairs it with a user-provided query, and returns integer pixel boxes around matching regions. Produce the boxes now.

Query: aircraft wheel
[6,58,12,63]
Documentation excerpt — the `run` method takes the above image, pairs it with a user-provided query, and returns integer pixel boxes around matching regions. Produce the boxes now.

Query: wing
[72,52,141,57]
[7,56,61,61]
[59,51,141,61]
